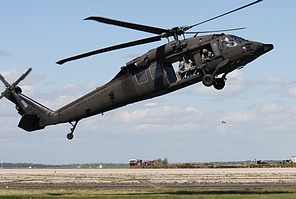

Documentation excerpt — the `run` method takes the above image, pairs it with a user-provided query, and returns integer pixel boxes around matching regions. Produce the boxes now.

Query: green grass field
[1,188,296,199]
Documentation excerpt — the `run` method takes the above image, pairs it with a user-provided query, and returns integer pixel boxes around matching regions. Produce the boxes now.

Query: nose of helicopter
[240,42,273,66]
[243,42,273,55]
[252,42,274,56]
[263,44,274,53]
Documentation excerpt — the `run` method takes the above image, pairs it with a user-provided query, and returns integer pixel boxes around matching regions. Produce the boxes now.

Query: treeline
[0,162,129,169]
[2,160,296,169]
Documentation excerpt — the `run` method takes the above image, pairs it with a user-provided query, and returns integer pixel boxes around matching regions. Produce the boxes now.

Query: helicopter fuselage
[0,0,274,140]
[44,34,273,127]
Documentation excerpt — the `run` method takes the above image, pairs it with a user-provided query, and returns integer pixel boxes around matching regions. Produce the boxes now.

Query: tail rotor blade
[0,74,10,100]
[12,68,32,87]
[0,68,32,100]
[0,74,10,87]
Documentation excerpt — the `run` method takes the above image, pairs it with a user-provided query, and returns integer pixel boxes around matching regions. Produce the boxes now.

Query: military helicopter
[0,0,273,140]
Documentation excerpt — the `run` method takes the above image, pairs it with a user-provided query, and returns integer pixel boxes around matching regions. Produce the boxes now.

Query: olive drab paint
[0,0,273,140]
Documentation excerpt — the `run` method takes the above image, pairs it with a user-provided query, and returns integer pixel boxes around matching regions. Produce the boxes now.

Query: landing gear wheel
[67,133,74,140]
[202,74,215,87]
[214,78,226,90]
[66,121,79,140]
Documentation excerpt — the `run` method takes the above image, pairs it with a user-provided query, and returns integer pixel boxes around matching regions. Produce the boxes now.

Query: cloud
[0,117,19,133]
[224,112,255,123]
[287,87,296,98]
[258,102,284,113]
[192,70,248,98]
[77,102,203,136]
[2,66,295,162]
[117,103,200,125]
[0,50,11,57]
[0,69,19,82]
[21,81,98,110]
[252,76,285,85]
[0,68,43,85]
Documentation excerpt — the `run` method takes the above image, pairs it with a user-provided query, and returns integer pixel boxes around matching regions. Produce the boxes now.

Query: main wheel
[214,78,225,90]
[67,133,74,140]
[202,74,215,87]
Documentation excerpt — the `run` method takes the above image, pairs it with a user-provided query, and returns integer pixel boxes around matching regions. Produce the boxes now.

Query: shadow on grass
[112,188,296,196]
[163,189,293,195]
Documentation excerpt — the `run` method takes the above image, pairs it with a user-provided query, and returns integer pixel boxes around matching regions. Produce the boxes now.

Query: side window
[149,62,163,79]
[135,70,148,85]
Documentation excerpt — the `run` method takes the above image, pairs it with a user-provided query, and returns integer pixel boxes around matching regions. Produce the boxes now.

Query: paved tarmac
[1,168,296,190]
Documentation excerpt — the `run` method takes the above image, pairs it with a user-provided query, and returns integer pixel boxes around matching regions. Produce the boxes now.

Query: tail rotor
[1,68,51,132]
[0,68,32,99]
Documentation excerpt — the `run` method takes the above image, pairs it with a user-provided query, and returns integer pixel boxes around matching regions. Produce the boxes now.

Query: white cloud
[258,102,284,113]
[77,101,203,136]
[0,69,19,82]
[0,68,44,94]
[193,70,248,97]
[287,87,296,98]
[118,109,149,123]
[0,50,11,57]
[224,112,255,123]
[253,76,285,85]
[20,85,35,95]
[269,124,287,133]
[1,66,296,164]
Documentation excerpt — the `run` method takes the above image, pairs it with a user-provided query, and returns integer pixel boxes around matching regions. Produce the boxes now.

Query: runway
[1,168,296,190]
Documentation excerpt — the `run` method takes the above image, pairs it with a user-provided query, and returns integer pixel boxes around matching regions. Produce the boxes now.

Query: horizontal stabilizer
[18,115,45,131]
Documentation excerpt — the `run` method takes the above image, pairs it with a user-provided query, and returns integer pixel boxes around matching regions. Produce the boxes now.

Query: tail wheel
[202,74,215,87]
[67,121,79,140]
[67,133,74,140]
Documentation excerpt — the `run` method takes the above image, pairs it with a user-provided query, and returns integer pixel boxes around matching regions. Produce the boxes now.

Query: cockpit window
[232,35,247,42]
[221,37,238,50]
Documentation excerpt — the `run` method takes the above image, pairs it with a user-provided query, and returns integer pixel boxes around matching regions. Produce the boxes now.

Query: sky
[0,0,296,165]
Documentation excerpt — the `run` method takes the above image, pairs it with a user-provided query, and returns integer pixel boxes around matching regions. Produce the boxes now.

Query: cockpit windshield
[221,37,238,49]
[221,35,248,50]
[231,35,248,42]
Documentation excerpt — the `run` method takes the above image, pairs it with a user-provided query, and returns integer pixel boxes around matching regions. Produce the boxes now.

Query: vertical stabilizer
[1,68,53,131]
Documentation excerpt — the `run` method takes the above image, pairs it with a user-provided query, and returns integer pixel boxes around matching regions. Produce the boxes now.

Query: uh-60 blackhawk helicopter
[0,0,273,140]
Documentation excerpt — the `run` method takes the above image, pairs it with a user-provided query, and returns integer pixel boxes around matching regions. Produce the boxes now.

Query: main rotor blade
[85,16,167,35]
[12,67,32,87]
[186,27,247,35]
[57,35,161,65]
[187,0,262,30]
[0,74,10,87]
